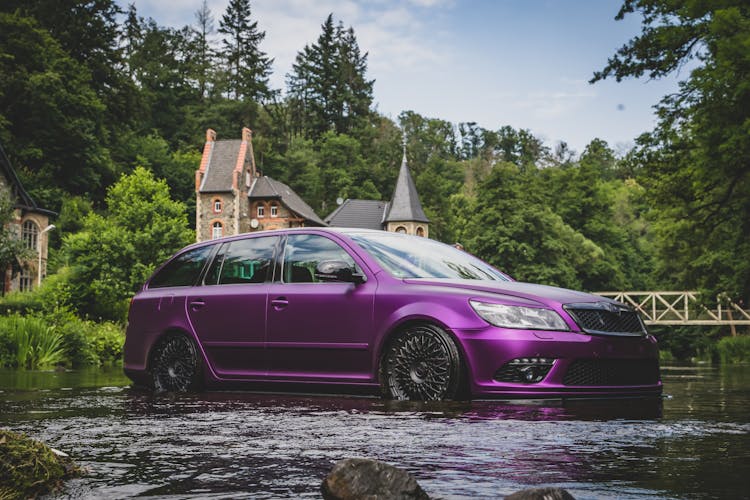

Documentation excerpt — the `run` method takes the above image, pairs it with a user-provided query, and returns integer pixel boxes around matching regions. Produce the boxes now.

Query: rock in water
[505,486,576,499]
[321,458,430,500]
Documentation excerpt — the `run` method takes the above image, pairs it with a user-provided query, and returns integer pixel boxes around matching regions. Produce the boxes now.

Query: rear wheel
[151,334,202,392]
[380,324,463,401]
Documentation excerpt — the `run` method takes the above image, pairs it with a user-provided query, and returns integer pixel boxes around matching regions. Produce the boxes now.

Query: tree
[0,12,114,209]
[286,14,373,138]
[462,163,603,289]
[217,0,273,100]
[62,167,193,320]
[191,0,216,100]
[592,1,750,303]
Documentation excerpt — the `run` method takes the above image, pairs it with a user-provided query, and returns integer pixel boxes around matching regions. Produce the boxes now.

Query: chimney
[206,128,216,142]
[242,127,252,143]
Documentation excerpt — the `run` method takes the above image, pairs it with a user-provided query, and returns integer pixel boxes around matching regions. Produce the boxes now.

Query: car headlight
[469,300,569,331]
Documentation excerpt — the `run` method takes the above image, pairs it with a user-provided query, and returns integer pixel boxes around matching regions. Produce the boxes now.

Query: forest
[0,0,748,364]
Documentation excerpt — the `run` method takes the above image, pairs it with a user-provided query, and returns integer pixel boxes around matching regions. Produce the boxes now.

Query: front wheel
[380,324,463,401]
[151,334,202,392]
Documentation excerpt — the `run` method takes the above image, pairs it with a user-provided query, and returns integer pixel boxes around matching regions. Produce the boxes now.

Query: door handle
[189,299,206,310]
[271,297,289,310]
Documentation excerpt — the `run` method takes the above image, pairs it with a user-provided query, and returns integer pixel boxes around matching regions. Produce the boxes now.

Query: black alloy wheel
[381,324,463,401]
[151,334,201,392]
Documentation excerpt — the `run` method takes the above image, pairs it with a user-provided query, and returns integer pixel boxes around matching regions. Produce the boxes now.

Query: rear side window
[283,234,358,283]
[149,246,213,288]
[205,236,278,285]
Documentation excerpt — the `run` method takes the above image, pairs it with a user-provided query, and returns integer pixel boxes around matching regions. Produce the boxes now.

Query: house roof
[249,176,326,226]
[0,142,55,216]
[325,199,388,230]
[199,139,242,193]
[383,152,429,223]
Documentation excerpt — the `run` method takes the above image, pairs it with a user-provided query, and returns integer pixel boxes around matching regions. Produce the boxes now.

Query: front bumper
[456,326,662,398]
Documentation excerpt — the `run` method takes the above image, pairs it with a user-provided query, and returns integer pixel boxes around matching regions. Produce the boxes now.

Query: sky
[125,0,685,154]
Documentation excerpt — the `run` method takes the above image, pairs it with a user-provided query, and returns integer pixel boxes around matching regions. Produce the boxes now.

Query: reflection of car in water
[123,228,661,400]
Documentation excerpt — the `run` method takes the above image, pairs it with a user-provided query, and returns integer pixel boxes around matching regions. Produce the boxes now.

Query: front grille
[565,306,644,336]
[563,359,660,386]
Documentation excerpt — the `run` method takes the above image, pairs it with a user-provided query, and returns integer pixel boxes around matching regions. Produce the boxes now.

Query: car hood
[402,278,618,309]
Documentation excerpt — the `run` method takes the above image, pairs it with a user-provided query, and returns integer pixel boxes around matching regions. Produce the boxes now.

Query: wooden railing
[595,291,750,326]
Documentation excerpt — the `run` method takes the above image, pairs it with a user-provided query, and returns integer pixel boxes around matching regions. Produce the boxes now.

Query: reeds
[0,315,65,369]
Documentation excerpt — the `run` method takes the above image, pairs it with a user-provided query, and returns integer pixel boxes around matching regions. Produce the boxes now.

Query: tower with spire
[382,144,429,236]
[325,137,429,237]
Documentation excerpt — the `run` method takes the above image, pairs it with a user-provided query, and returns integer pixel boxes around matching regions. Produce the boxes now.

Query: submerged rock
[0,429,82,500]
[505,486,576,499]
[321,458,430,500]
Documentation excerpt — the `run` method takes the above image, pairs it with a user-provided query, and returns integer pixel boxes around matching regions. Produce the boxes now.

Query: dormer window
[271,204,278,217]
[257,205,265,218]
[213,199,222,213]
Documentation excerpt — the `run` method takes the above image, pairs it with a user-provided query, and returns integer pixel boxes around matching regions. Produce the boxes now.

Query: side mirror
[315,260,366,284]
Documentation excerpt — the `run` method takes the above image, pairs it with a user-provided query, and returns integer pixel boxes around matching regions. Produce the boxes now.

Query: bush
[0,310,125,369]
[716,336,750,364]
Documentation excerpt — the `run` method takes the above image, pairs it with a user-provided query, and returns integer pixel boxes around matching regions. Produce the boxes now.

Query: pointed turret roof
[384,150,429,223]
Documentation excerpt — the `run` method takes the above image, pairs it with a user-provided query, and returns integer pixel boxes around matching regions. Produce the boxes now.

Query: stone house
[195,128,325,242]
[0,143,54,293]
[325,150,429,237]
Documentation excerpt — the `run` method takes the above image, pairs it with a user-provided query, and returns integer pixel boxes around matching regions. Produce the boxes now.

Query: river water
[1,365,748,499]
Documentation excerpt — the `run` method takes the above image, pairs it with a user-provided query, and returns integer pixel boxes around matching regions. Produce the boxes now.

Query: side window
[207,236,278,285]
[283,234,358,283]
[149,245,213,288]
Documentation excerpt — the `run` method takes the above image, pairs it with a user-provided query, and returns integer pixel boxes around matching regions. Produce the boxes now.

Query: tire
[150,334,202,392]
[380,324,463,401]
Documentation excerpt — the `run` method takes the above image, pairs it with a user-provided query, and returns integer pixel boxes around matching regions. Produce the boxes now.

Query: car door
[265,233,376,382]
[186,235,280,379]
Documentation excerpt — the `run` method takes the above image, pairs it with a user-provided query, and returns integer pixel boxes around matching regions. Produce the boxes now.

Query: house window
[19,269,33,292]
[213,199,222,213]
[395,226,407,234]
[257,205,265,218]
[270,204,278,217]
[212,221,223,239]
[416,226,425,237]
[22,220,38,250]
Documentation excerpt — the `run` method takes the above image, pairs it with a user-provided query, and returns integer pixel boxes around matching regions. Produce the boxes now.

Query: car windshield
[350,233,510,281]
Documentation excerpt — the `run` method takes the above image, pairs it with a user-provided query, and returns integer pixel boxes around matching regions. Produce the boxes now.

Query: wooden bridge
[595,291,750,326]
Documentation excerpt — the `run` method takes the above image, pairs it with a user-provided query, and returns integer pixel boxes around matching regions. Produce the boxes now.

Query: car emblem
[602,301,622,315]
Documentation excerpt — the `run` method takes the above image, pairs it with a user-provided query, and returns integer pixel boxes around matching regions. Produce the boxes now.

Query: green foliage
[287,14,374,139]
[217,0,272,100]
[650,325,718,362]
[0,11,115,207]
[461,163,603,289]
[0,314,64,369]
[716,336,750,364]
[62,167,193,320]
[0,429,82,500]
[594,0,750,304]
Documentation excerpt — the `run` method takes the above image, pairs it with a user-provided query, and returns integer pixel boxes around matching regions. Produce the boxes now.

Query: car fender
[371,301,480,380]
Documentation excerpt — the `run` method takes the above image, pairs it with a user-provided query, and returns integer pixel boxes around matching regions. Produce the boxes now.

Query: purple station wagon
[123,228,661,400]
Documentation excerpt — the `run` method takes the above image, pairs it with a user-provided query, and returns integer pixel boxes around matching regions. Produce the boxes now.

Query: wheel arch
[376,316,472,397]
